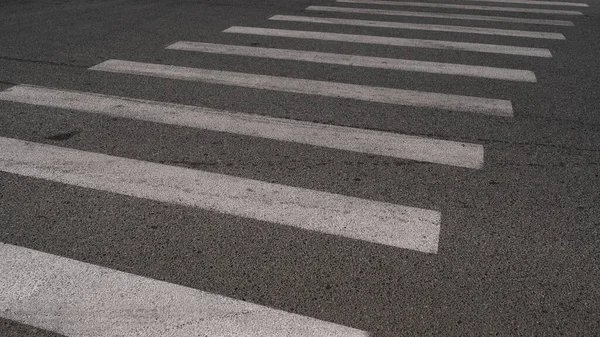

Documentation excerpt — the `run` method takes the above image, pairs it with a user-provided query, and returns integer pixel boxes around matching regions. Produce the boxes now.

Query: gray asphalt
[0,0,599,336]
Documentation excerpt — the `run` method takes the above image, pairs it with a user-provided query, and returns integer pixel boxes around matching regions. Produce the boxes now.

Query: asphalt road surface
[0,0,599,336]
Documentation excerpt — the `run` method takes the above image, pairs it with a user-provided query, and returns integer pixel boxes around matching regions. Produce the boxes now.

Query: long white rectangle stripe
[270,15,565,40]
[0,137,441,253]
[306,6,575,26]
[167,41,536,82]
[0,85,484,169]
[223,26,551,58]
[337,0,583,15]
[465,0,588,7]
[90,59,513,116]
[0,243,369,337]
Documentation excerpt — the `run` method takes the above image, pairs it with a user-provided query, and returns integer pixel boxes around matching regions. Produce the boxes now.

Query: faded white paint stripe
[0,137,442,253]
[466,0,588,7]
[270,14,565,40]
[167,41,536,82]
[337,0,583,15]
[223,26,551,57]
[306,6,575,26]
[0,85,484,168]
[0,243,370,337]
[90,59,514,116]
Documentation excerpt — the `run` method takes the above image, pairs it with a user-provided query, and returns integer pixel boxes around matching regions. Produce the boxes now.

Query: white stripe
[0,85,484,168]
[167,41,536,81]
[0,243,369,337]
[337,0,583,15]
[0,137,442,253]
[457,0,588,7]
[90,59,514,116]
[223,26,551,57]
[307,6,575,26]
[269,14,565,40]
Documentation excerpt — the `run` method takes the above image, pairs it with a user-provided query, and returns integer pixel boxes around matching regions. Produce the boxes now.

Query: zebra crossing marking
[167,41,537,81]
[223,26,553,57]
[0,85,485,168]
[306,6,575,26]
[441,0,588,7]
[0,243,370,336]
[269,15,566,40]
[90,59,514,116]
[0,137,442,253]
[336,0,583,15]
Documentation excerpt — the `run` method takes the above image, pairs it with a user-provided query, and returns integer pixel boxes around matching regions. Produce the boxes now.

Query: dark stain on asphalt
[45,130,81,141]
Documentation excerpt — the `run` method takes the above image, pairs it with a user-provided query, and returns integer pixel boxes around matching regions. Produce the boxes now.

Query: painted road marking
[90,59,514,116]
[0,137,442,252]
[306,6,575,26]
[269,15,566,40]
[166,41,537,81]
[336,0,583,15]
[0,85,484,168]
[0,243,370,336]
[223,26,552,57]
[464,0,588,7]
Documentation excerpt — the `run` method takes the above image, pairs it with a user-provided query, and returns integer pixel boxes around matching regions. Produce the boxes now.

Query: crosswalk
[464,0,587,6]
[336,0,584,15]
[0,85,483,168]
[89,60,514,116]
[0,243,367,337]
[166,41,537,81]
[221,26,553,57]
[306,5,575,25]
[0,0,588,335]
[268,14,567,39]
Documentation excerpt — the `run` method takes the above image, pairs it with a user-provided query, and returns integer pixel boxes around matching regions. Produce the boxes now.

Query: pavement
[0,0,599,336]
